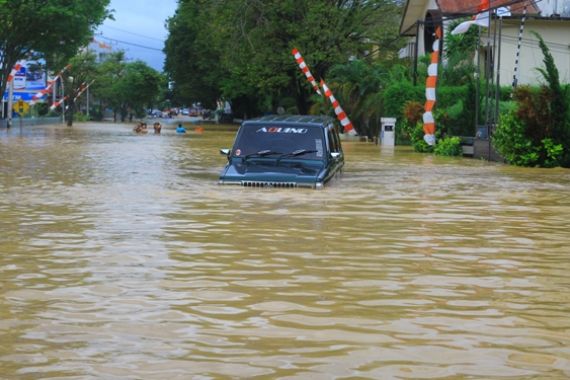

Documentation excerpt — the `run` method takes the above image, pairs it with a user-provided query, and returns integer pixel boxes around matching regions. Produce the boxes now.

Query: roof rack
[245,114,334,127]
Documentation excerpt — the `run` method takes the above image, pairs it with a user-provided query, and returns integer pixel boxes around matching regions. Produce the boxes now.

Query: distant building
[87,38,114,62]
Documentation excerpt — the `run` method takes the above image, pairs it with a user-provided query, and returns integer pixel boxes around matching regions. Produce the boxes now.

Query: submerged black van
[219,115,344,189]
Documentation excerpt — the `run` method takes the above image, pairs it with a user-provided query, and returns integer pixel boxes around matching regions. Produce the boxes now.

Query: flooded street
[1,122,570,379]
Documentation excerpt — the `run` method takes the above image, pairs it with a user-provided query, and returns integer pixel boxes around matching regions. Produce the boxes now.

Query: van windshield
[232,124,325,160]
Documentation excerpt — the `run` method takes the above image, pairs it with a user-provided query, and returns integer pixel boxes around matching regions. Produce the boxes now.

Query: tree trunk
[66,99,74,127]
[293,77,308,115]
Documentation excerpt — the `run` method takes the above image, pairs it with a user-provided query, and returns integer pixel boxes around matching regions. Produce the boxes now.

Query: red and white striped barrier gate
[321,80,355,135]
[292,48,322,96]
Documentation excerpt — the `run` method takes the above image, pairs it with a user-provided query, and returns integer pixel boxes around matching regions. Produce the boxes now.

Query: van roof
[243,115,335,129]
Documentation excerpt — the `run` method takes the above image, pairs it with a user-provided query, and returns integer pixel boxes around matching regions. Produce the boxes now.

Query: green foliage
[493,110,541,167]
[62,51,98,126]
[403,101,424,125]
[164,0,404,117]
[163,1,223,109]
[495,32,570,167]
[434,136,462,156]
[410,122,433,153]
[445,19,479,59]
[437,85,467,106]
[383,80,424,118]
[441,20,478,85]
[88,107,104,121]
[436,80,478,136]
[483,32,570,168]
[91,53,162,122]
[532,32,570,166]
[34,102,49,117]
[542,138,564,168]
[499,86,513,101]
[0,0,110,98]
[73,112,89,122]
[495,110,565,168]
[327,60,387,136]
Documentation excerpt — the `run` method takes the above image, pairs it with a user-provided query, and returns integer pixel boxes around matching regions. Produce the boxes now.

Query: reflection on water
[1,123,570,379]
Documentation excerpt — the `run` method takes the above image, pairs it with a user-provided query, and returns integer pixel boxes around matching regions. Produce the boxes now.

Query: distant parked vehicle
[148,109,162,118]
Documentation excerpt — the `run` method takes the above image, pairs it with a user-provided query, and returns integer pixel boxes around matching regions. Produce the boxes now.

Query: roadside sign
[13,99,30,115]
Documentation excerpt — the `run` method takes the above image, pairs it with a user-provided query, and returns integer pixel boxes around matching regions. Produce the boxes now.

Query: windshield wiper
[278,149,318,159]
[244,150,282,160]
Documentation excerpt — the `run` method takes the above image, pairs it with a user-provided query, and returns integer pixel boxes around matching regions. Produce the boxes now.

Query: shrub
[437,85,467,107]
[410,122,433,153]
[74,112,89,122]
[542,138,564,168]
[89,107,104,121]
[532,32,570,166]
[493,33,570,167]
[437,81,479,137]
[383,81,424,118]
[493,33,570,168]
[434,136,462,156]
[403,101,424,126]
[493,110,540,166]
[34,102,50,116]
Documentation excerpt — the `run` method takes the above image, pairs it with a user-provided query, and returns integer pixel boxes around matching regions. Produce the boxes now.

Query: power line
[102,25,165,42]
[97,34,164,52]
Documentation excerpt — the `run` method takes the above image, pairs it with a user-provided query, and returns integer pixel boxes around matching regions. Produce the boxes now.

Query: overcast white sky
[96,0,178,71]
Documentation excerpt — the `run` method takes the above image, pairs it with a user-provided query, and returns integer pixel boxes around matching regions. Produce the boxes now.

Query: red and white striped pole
[292,48,322,96]
[50,96,68,111]
[422,26,442,146]
[7,63,22,83]
[73,80,94,102]
[321,80,355,135]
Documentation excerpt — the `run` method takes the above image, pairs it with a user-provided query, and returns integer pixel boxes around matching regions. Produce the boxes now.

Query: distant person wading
[176,124,186,134]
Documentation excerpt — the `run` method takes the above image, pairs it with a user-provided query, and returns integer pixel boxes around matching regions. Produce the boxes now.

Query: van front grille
[241,181,298,188]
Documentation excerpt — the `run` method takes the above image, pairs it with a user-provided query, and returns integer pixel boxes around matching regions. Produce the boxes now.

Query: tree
[60,51,98,126]
[0,0,110,101]
[327,60,386,136]
[92,54,162,122]
[91,52,126,121]
[164,0,223,109]
[115,61,162,121]
[533,31,570,157]
[441,19,479,85]
[164,0,404,119]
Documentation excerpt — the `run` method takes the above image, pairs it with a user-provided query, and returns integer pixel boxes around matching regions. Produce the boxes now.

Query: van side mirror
[220,148,230,156]
[331,152,341,159]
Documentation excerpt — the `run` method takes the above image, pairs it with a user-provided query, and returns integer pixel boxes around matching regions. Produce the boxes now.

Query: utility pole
[7,80,14,128]
[86,85,90,119]
[52,74,57,104]
[61,77,65,124]
[413,20,421,86]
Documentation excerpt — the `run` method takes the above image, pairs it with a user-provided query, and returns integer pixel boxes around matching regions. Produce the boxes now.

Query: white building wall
[489,19,570,85]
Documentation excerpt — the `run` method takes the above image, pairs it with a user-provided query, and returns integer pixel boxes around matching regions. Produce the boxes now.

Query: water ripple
[1,123,570,378]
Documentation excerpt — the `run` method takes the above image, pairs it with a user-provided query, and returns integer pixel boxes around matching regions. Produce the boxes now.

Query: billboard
[2,60,47,102]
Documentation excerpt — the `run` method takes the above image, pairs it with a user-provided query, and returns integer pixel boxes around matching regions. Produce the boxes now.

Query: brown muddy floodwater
[1,122,570,379]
